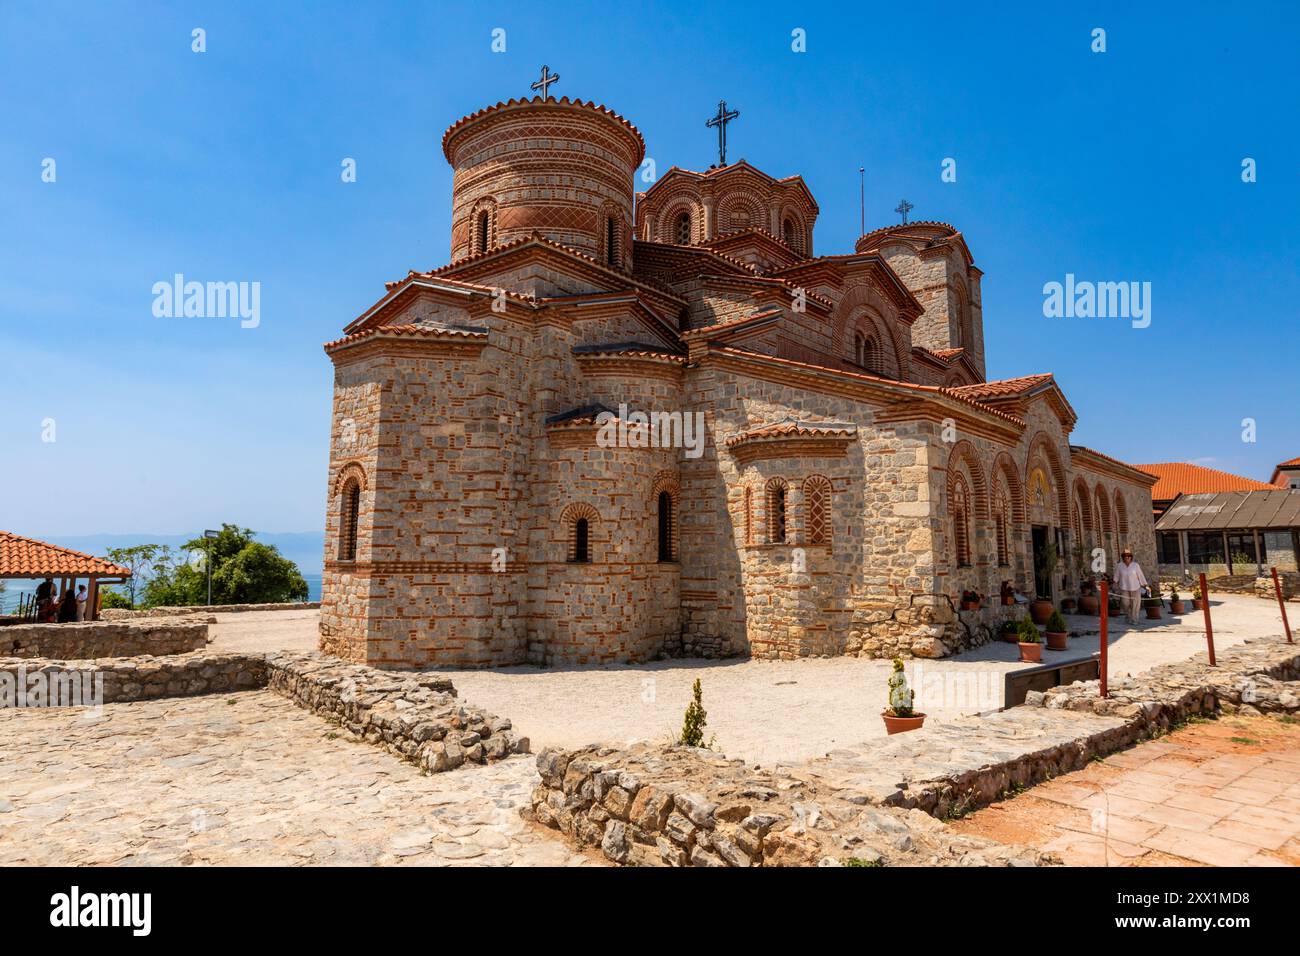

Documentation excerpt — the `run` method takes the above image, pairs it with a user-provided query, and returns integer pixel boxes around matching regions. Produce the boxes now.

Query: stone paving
[947,715,1300,866]
[0,690,594,867]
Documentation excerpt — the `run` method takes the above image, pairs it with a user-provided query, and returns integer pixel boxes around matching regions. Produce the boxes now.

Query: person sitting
[57,588,78,623]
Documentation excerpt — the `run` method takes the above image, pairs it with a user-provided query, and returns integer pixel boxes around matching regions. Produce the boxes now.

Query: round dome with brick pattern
[442,97,645,270]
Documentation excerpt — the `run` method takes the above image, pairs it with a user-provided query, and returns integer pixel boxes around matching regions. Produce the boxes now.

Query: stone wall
[265,652,529,772]
[1,620,209,660]
[103,602,316,620]
[0,651,265,704]
[529,636,1300,866]
[527,744,1051,868]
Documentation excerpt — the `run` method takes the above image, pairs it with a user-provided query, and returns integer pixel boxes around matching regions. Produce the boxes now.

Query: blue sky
[3,0,1297,539]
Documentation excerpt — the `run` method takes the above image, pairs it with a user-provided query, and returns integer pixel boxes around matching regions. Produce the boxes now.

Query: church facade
[318,92,1157,669]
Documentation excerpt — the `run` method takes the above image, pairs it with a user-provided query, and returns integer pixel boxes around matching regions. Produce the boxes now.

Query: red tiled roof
[948,374,1054,400]
[724,419,857,446]
[1133,463,1276,501]
[1277,456,1300,468]
[0,532,131,578]
[324,324,489,354]
[441,96,645,163]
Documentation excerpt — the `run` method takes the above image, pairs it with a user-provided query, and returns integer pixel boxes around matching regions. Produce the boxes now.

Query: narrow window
[783,217,796,251]
[952,476,971,568]
[477,210,490,254]
[606,216,619,266]
[766,478,788,544]
[863,336,878,373]
[854,333,864,366]
[743,486,754,545]
[657,491,674,561]
[675,212,692,245]
[573,518,590,563]
[804,476,831,545]
[339,479,360,562]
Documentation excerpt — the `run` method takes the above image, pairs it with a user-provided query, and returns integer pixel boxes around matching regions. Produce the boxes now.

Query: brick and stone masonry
[318,94,1159,669]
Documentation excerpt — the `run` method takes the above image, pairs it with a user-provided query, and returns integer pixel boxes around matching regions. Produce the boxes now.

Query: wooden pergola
[0,530,131,623]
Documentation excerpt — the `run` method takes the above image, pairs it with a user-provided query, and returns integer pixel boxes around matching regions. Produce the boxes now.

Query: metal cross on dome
[706,100,740,167]
[531,65,560,100]
[895,199,914,224]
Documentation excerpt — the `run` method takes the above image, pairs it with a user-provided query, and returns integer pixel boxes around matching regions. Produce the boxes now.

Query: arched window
[657,491,675,561]
[338,478,360,562]
[572,518,590,563]
[952,474,971,568]
[803,475,831,545]
[994,486,1010,567]
[476,209,490,254]
[743,486,754,545]
[862,336,879,373]
[605,216,619,267]
[783,218,795,248]
[766,478,788,544]
[675,212,692,245]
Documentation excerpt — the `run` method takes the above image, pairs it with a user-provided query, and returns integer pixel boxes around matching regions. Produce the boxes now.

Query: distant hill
[34,531,325,576]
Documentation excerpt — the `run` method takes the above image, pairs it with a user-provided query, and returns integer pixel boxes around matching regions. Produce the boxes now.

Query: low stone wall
[1,620,209,660]
[527,745,1052,868]
[265,652,530,772]
[0,651,266,704]
[530,636,1300,866]
[1256,572,1299,601]
[102,601,319,620]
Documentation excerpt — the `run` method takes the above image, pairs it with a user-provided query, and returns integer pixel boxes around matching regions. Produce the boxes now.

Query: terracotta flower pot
[1045,631,1069,651]
[1192,599,1204,610]
[1019,642,1043,663]
[1030,599,1053,625]
[960,601,979,612]
[1061,600,1077,614]
[1169,600,1185,614]
[1001,597,1014,606]
[1078,595,1100,616]
[1000,628,1020,644]
[1145,605,1162,620]
[881,712,926,735]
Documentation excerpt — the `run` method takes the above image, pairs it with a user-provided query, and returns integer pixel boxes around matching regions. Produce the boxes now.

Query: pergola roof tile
[0,531,131,578]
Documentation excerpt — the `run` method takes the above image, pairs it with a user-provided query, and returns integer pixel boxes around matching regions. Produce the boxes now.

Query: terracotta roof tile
[947,374,1054,400]
[0,532,131,578]
[1133,462,1276,501]
[324,324,489,353]
[725,418,858,446]
[441,96,645,162]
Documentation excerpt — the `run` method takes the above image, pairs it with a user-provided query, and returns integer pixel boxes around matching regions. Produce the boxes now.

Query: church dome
[441,97,645,270]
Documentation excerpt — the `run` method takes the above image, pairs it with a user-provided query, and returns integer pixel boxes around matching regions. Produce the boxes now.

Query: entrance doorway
[1032,525,1051,599]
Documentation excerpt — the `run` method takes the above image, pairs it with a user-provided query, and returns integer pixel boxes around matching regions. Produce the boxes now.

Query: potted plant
[1167,583,1185,615]
[1031,541,1057,624]
[1060,597,1077,614]
[1044,610,1069,651]
[881,658,925,734]
[1191,582,1204,611]
[1141,587,1163,620]
[1109,592,1122,614]
[960,589,982,612]
[1000,580,1015,607]
[1078,579,1100,616]
[1016,616,1043,663]
[998,618,1020,644]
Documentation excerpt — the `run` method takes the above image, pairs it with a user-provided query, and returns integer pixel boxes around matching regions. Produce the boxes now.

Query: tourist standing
[57,587,78,623]
[1113,548,1148,625]
[75,584,88,621]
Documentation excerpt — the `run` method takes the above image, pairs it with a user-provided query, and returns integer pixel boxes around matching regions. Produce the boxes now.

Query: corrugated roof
[0,531,132,578]
[1154,491,1300,531]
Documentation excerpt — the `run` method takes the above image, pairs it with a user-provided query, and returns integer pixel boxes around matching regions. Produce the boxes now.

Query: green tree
[103,543,162,608]
[678,678,709,747]
[142,525,308,607]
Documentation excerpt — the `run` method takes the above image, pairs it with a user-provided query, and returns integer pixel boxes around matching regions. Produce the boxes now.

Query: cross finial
[895,199,914,224]
[531,65,559,100]
[705,100,740,167]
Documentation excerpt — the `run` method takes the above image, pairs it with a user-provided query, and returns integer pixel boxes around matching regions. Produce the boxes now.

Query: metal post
[1098,579,1109,698]
[1273,566,1293,644]
[1199,572,1216,666]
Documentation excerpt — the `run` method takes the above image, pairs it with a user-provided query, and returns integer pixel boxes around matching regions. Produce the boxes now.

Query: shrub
[1045,610,1068,633]
[1016,617,1042,644]
[678,678,708,747]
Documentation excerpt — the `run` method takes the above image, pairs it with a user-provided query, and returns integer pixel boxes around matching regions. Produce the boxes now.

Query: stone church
[318,89,1158,669]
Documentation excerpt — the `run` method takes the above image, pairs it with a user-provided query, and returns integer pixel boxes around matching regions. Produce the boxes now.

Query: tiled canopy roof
[0,531,131,578]
[1134,462,1276,501]
[948,374,1054,400]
